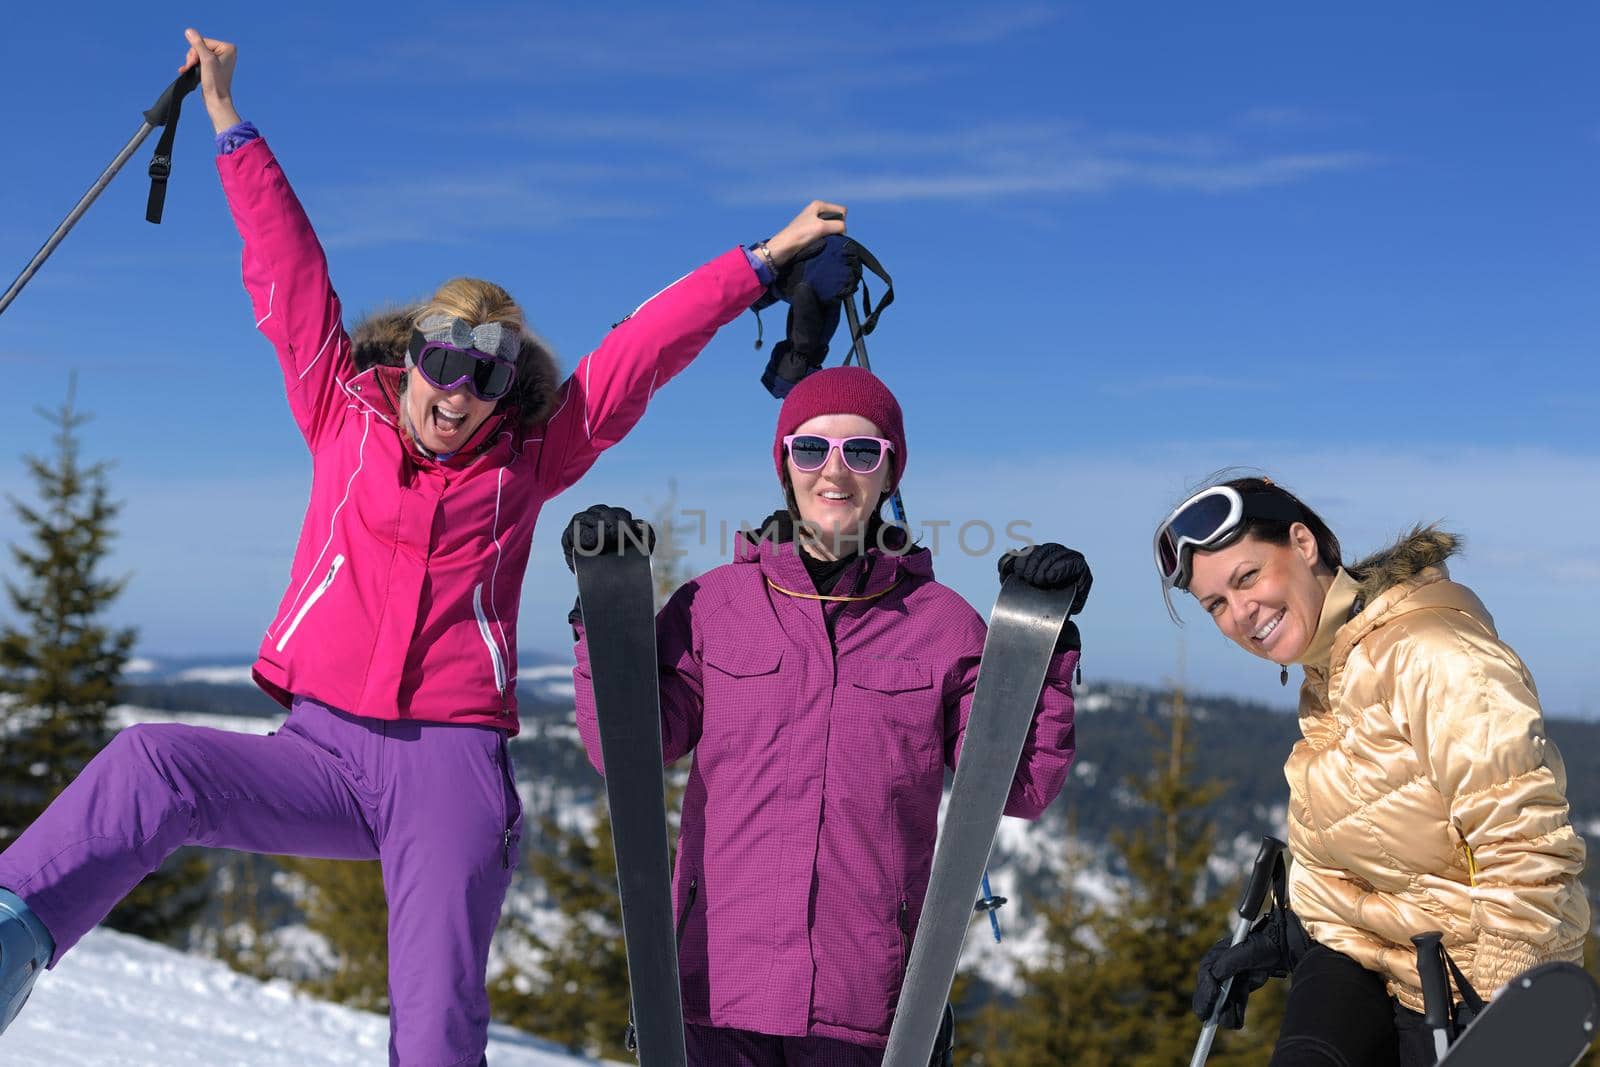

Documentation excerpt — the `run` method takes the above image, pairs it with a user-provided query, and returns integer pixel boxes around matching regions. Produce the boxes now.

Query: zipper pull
[502,828,512,869]
[1075,661,1082,686]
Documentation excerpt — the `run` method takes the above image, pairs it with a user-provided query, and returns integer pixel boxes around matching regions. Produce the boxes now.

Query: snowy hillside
[4,928,607,1066]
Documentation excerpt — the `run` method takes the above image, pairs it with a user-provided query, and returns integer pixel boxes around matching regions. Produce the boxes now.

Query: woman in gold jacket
[1154,474,1588,1067]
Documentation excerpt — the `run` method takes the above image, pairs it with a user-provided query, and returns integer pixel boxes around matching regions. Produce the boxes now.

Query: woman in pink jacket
[567,367,1093,1064]
[0,29,845,1064]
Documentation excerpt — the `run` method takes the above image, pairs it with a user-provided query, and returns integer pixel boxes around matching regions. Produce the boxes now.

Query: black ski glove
[754,235,860,398]
[1192,905,1311,1029]
[997,543,1093,616]
[561,504,657,573]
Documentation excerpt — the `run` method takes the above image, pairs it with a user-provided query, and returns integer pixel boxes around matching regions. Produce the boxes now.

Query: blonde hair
[413,277,525,332]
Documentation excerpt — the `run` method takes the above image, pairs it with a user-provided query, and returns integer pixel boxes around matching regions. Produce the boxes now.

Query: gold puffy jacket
[1287,528,1589,1013]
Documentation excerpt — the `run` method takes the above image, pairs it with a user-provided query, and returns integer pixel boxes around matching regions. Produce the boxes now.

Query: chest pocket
[846,660,941,775]
[701,643,786,755]
[704,643,784,680]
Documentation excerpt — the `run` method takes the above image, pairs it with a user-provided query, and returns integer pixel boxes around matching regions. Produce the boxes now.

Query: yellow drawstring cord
[765,574,902,603]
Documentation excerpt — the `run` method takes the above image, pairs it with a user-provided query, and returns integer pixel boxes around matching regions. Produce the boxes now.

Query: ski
[1436,962,1599,1067]
[574,544,686,1067]
[881,576,1077,1067]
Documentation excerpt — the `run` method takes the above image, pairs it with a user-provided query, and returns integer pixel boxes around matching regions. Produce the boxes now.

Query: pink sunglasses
[783,434,894,475]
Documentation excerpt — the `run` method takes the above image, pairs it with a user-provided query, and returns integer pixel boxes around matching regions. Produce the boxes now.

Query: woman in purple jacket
[567,366,1092,1064]
[0,28,847,1064]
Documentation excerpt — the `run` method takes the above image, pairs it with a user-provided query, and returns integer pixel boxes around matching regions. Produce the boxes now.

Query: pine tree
[978,694,1282,1066]
[0,378,209,945]
[280,856,391,1011]
[492,800,634,1058]
[0,379,135,842]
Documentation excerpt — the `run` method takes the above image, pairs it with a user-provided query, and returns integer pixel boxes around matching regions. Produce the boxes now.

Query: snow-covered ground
[111,704,277,737]
[5,928,606,1066]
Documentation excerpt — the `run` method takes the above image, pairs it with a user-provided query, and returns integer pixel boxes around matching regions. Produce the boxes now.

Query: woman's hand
[561,505,657,573]
[998,543,1093,616]
[764,201,848,268]
[180,28,242,134]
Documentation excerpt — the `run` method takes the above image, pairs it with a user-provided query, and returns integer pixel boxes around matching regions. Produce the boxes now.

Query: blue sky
[1,4,1596,714]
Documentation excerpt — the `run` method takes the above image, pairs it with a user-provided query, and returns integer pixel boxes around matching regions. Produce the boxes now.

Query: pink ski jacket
[573,534,1078,1046]
[219,137,762,733]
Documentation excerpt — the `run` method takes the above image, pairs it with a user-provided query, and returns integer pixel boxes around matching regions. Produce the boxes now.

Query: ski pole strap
[848,238,894,339]
[1441,944,1487,1021]
[143,68,201,224]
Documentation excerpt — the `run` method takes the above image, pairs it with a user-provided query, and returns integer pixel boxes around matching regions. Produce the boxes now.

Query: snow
[111,705,277,738]
[172,665,259,686]
[518,664,576,702]
[6,927,610,1066]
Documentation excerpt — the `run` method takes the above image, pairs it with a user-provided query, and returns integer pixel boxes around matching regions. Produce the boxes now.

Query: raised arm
[536,202,847,494]
[185,29,351,451]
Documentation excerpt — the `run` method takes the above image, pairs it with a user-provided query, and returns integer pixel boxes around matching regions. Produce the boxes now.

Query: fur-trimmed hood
[1348,525,1460,606]
[348,307,562,427]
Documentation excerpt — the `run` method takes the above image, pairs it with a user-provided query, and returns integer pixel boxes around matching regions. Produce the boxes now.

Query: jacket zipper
[275,554,345,653]
[675,877,699,946]
[473,583,508,695]
[498,736,517,869]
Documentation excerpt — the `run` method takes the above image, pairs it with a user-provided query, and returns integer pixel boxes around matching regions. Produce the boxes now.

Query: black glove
[561,504,656,573]
[1192,905,1311,1029]
[755,236,861,399]
[997,543,1092,616]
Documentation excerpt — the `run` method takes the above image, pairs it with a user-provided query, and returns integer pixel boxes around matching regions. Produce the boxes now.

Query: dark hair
[1217,475,1343,572]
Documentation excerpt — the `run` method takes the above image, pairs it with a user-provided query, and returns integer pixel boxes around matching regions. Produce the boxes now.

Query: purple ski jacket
[217,136,762,733]
[573,533,1078,1046]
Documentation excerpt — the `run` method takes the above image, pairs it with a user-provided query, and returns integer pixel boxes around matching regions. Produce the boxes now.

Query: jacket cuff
[1468,928,1556,998]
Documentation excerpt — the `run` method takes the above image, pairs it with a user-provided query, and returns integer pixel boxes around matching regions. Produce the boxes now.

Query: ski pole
[841,289,908,526]
[0,67,199,319]
[1412,930,1452,1062]
[828,213,1012,945]
[975,872,1006,942]
[1190,834,1287,1067]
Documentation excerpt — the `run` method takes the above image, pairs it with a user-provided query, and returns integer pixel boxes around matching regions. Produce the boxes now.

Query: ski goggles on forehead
[407,330,518,402]
[783,434,894,475]
[1153,485,1304,592]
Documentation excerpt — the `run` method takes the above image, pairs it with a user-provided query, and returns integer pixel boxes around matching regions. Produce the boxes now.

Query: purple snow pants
[0,697,524,1067]
[685,1023,886,1066]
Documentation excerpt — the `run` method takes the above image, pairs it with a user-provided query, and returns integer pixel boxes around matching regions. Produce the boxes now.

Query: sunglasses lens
[788,436,830,471]
[417,346,464,390]
[1157,532,1179,578]
[1167,492,1235,547]
[473,358,516,400]
[840,437,883,474]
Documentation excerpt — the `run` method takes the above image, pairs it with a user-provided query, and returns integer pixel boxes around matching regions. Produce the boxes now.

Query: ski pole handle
[1235,834,1287,923]
[1190,834,1287,1067]
[143,67,201,126]
[1412,931,1452,1062]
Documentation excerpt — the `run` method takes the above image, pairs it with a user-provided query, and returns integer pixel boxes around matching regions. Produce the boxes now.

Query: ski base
[1437,962,1599,1067]
[881,577,1075,1067]
[575,548,686,1067]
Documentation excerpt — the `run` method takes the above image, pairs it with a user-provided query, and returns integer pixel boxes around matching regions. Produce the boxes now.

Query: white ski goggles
[1153,485,1304,602]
